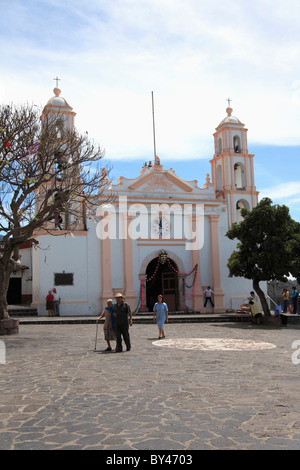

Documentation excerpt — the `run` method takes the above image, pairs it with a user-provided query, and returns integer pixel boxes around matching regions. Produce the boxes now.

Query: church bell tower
[210,101,259,225]
[38,84,86,231]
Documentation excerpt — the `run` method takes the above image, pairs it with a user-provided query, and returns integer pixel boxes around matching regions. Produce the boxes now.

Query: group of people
[247,290,290,326]
[282,287,299,314]
[45,288,61,317]
[97,293,168,352]
[97,293,133,353]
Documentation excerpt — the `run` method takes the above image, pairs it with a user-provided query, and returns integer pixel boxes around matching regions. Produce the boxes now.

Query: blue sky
[1,0,300,221]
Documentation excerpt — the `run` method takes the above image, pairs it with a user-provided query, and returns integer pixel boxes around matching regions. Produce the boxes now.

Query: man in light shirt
[52,288,61,317]
[203,286,214,307]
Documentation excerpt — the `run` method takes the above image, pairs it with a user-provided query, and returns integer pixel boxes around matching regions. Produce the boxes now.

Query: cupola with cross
[41,78,76,135]
[210,100,259,225]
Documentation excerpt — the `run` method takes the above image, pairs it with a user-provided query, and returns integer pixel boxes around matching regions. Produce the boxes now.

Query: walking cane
[94,321,99,351]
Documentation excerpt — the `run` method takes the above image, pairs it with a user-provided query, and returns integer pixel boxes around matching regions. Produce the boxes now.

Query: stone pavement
[1,320,300,450]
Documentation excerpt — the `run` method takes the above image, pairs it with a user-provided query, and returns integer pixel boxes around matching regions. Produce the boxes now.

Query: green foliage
[226,197,300,283]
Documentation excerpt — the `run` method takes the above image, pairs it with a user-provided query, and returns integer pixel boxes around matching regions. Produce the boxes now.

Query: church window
[54,272,74,286]
[234,163,244,189]
[55,116,65,139]
[218,138,222,154]
[216,165,222,192]
[236,199,250,223]
[54,151,66,176]
[233,135,241,153]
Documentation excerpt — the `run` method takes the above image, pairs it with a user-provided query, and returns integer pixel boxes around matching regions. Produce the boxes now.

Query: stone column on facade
[100,230,112,311]
[208,214,224,312]
[138,273,149,312]
[191,247,202,311]
[123,214,137,310]
[177,274,187,311]
[189,213,202,311]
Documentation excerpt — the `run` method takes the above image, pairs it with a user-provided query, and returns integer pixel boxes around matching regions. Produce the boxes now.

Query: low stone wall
[264,316,282,327]
[0,319,19,335]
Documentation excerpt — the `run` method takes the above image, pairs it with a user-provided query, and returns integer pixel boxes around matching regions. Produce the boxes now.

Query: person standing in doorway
[52,288,61,317]
[113,293,132,352]
[203,286,214,307]
[153,294,168,339]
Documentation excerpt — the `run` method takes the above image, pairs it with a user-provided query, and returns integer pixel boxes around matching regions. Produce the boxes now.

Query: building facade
[32,89,261,316]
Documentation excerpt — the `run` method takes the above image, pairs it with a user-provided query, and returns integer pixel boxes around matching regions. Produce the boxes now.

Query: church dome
[47,88,72,109]
[219,107,241,125]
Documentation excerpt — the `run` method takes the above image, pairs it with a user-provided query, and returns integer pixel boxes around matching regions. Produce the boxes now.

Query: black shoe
[115,349,122,353]
[105,347,112,351]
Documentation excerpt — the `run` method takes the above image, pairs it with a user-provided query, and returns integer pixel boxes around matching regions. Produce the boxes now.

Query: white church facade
[31,88,260,316]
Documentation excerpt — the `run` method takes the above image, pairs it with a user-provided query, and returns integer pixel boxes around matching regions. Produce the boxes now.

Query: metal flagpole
[152,91,157,160]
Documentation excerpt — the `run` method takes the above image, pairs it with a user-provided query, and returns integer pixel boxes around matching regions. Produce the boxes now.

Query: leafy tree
[0,103,111,320]
[226,197,300,316]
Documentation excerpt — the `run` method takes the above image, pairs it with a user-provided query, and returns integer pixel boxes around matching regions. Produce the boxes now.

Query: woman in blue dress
[153,294,168,339]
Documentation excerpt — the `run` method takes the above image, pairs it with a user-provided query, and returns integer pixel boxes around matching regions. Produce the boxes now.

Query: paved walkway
[1,321,300,450]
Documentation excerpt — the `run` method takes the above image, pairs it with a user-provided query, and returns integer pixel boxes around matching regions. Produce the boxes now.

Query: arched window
[234,163,243,189]
[216,165,222,192]
[236,199,250,223]
[55,116,65,139]
[218,138,222,154]
[233,135,241,153]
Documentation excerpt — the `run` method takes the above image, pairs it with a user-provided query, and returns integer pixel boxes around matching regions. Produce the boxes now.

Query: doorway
[7,278,22,304]
[146,257,178,311]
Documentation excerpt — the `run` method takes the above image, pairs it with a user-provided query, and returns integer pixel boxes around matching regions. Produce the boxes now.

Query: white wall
[33,231,96,316]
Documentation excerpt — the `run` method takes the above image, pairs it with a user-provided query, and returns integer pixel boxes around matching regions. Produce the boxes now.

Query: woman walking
[153,294,168,339]
[97,299,116,351]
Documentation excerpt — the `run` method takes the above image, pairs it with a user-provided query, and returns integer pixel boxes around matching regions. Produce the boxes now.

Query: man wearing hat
[113,293,132,352]
[52,288,61,317]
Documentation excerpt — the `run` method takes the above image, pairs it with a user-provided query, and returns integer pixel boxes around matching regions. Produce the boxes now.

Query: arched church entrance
[146,256,179,312]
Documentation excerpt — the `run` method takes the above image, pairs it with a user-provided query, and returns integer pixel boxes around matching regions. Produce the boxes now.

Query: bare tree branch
[0,102,114,319]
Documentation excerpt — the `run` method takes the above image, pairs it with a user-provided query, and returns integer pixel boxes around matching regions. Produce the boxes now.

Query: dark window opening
[54,272,74,286]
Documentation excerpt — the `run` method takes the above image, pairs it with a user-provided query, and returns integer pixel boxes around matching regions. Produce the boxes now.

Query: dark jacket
[113,301,131,326]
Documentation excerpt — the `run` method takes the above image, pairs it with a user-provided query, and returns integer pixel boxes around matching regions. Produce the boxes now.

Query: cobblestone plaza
[1,321,300,450]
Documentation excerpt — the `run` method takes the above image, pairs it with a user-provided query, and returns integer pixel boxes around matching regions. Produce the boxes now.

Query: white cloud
[1,0,300,160]
[260,182,300,201]
[259,181,300,224]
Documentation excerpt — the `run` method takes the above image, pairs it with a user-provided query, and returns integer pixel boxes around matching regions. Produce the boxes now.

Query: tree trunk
[0,258,19,335]
[253,278,271,317]
[0,259,12,320]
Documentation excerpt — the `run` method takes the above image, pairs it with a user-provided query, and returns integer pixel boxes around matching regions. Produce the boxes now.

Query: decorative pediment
[127,166,194,193]
[112,163,215,198]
